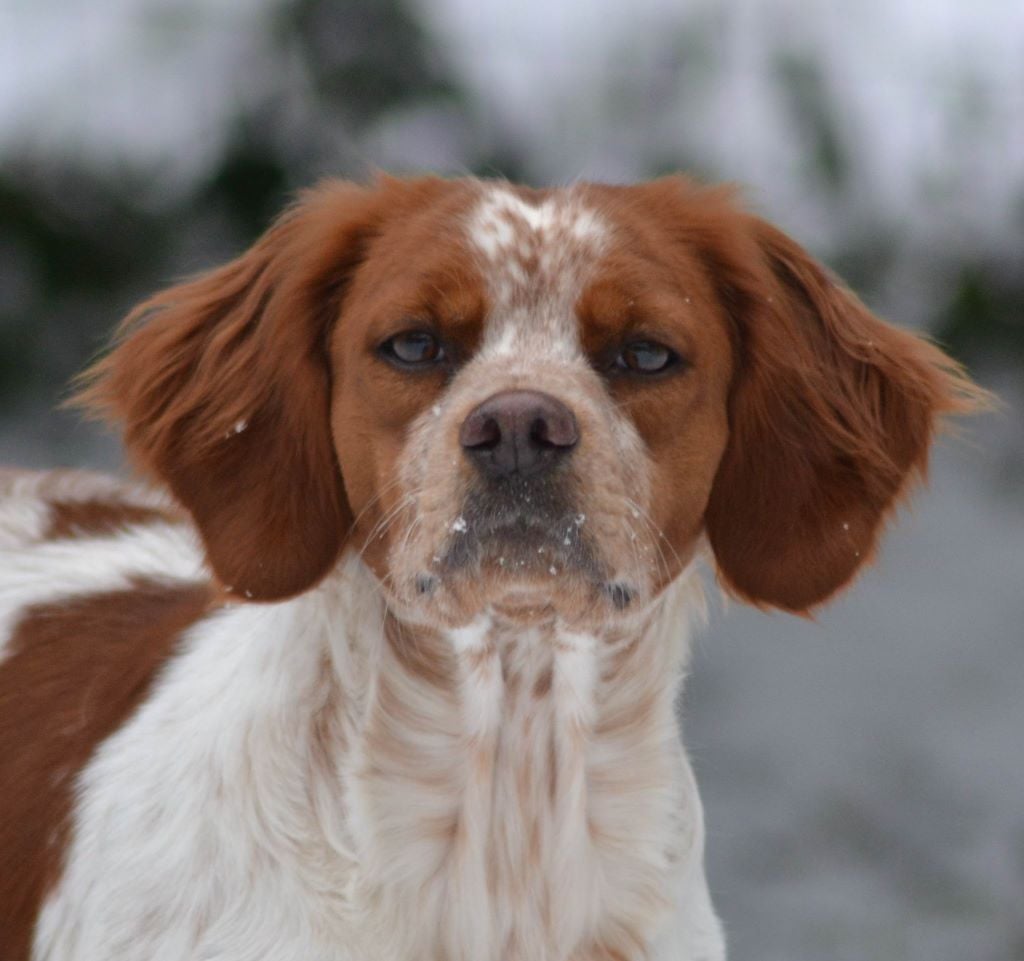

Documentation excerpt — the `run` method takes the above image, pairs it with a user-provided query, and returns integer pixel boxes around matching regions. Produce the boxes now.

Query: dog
[0,175,980,960]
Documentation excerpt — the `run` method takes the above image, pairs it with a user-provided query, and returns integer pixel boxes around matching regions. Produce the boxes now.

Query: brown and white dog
[0,176,979,960]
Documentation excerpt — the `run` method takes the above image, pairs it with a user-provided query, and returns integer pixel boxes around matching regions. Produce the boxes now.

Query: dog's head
[80,175,980,628]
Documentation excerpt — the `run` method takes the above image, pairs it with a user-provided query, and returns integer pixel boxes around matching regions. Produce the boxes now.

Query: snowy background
[1,1,1022,958]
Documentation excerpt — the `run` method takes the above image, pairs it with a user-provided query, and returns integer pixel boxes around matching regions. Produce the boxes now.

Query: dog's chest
[348,614,684,961]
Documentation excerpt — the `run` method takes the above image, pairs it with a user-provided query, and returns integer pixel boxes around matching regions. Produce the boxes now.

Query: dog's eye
[380,331,445,367]
[614,340,678,374]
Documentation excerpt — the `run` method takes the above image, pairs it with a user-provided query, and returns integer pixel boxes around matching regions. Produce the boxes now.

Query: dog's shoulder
[0,468,215,958]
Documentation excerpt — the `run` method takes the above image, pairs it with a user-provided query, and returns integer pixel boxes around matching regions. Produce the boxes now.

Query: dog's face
[331,184,733,628]
[82,175,976,621]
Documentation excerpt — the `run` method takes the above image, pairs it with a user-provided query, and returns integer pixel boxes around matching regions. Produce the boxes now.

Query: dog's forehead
[466,184,609,360]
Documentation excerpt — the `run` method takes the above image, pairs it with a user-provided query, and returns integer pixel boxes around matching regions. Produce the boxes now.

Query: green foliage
[774,51,849,192]
[284,0,459,126]
[937,264,1024,367]
[195,124,293,243]
[0,169,167,399]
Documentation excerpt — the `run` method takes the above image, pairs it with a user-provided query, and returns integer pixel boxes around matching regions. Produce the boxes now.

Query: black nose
[459,390,579,479]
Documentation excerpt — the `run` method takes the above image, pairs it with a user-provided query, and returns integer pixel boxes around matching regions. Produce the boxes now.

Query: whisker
[359,492,417,558]
[622,495,682,582]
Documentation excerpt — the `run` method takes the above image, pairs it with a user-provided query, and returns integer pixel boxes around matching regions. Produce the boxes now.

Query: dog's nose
[459,390,579,479]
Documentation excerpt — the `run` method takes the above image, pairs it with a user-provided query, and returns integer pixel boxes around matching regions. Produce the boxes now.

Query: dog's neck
[34,550,708,960]
[319,554,704,960]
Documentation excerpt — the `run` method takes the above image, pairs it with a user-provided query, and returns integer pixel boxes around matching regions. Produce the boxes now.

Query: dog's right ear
[701,206,985,612]
[77,180,395,601]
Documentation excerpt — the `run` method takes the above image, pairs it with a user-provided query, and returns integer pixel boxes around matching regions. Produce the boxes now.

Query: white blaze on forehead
[467,185,609,362]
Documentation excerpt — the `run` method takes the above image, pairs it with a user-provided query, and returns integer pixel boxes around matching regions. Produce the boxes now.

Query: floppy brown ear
[77,180,388,601]
[703,215,984,613]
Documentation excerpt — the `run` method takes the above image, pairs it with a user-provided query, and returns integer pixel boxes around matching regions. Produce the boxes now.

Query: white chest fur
[34,558,722,961]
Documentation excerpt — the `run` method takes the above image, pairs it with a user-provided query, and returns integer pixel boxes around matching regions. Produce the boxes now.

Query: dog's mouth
[411,479,638,616]
[438,477,596,576]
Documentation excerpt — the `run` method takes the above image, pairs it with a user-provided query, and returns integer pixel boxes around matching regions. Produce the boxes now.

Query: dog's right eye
[611,339,683,376]
[379,330,446,368]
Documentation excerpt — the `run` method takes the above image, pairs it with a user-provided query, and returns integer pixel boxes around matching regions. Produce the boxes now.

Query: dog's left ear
[76,180,396,601]
[701,208,986,613]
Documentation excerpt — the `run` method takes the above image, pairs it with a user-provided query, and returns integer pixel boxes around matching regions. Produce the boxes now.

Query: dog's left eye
[614,340,678,374]
[380,330,446,367]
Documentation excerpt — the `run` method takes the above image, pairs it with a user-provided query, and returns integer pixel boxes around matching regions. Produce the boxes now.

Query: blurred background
[1,0,1021,957]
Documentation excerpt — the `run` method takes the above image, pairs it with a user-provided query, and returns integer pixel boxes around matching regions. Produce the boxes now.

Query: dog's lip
[439,517,594,574]
[476,517,582,546]
[451,503,589,544]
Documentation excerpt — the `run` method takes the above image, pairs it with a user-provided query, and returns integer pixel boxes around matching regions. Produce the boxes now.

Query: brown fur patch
[0,579,213,961]
[46,498,179,540]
